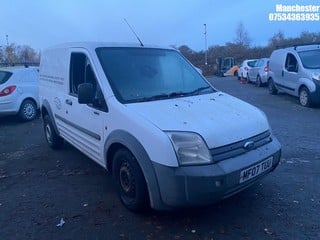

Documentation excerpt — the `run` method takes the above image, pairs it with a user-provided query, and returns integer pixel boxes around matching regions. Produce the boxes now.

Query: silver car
[247,58,269,87]
[0,66,39,120]
[238,59,257,80]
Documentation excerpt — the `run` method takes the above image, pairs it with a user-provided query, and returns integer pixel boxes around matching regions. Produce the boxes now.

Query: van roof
[45,42,174,51]
[278,43,320,52]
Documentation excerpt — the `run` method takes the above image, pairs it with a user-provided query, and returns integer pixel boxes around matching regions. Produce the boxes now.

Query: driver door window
[285,53,298,72]
[70,53,107,111]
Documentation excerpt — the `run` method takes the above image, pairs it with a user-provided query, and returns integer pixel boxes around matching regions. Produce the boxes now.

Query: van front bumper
[151,137,281,209]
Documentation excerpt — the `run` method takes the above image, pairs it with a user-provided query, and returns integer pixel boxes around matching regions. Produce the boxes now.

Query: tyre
[256,75,262,87]
[299,87,312,107]
[43,115,64,149]
[113,148,149,212]
[268,79,278,95]
[18,99,37,121]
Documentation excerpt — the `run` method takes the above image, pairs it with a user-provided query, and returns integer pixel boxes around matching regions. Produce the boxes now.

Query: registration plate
[239,157,273,184]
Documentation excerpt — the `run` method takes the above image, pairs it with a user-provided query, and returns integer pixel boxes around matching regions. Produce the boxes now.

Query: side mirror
[78,83,94,104]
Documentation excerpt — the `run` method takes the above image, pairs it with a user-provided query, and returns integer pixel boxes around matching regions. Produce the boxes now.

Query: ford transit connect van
[39,43,281,211]
[268,44,320,107]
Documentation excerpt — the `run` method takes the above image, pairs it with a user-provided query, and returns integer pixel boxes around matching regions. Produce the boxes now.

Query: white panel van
[39,43,281,211]
[268,44,320,107]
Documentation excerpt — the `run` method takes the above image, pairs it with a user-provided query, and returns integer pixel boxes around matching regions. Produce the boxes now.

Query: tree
[16,45,39,63]
[234,21,251,47]
[268,30,285,48]
[4,43,18,65]
[0,44,40,66]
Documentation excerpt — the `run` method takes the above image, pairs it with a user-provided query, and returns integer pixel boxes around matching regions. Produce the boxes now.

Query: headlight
[312,72,320,81]
[166,132,212,166]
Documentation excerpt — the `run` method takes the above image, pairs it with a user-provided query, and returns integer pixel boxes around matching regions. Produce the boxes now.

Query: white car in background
[247,58,269,87]
[238,59,257,80]
[0,66,40,121]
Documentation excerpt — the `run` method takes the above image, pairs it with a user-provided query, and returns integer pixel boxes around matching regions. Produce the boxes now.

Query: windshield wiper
[134,94,171,102]
[184,86,212,95]
[133,87,212,102]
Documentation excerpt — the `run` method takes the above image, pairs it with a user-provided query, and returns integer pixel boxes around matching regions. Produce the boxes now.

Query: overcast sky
[1,0,319,51]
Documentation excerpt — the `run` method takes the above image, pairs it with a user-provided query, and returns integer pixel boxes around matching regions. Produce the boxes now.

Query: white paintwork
[126,92,269,149]
[39,42,272,168]
[268,45,320,97]
[0,67,39,116]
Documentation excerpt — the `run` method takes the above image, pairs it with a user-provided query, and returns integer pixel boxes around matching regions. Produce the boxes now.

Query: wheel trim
[23,103,35,119]
[119,161,136,198]
[300,90,308,106]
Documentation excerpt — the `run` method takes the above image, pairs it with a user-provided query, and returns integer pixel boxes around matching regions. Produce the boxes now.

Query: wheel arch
[298,78,316,93]
[41,99,60,136]
[104,130,166,210]
[19,97,38,109]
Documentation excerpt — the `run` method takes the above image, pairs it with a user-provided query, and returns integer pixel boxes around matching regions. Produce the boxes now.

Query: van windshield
[298,50,320,69]
[96,47,214,103]
[0,71,13,85]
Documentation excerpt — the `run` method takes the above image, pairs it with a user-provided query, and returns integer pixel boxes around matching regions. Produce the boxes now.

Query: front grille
[210,131,272,163]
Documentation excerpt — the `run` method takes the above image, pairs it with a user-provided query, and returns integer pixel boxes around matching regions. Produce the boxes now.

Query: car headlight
[312,72,320,81]
[166,131,212,166]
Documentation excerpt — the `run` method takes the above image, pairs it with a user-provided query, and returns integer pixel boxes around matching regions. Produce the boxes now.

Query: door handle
[65,99,73,105]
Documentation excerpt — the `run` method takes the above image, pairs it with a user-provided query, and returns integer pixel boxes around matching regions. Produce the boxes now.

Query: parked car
[39,43,281,212]
[0,66,40,121]
[238,59,257,80]
[247,58,269,87]
[268,44,320,107]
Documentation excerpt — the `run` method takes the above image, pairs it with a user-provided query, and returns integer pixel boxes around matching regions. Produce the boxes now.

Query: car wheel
[256,75,262,87]
[18,99,37,121]
[43,115,64,149]
[268,79,278,95]
[113,148,149,212]
[299,87,312,107]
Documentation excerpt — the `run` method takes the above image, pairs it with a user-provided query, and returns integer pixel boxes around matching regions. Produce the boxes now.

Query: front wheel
[299,87,312,107]
[268,79,278,95]
[113,148,149,212]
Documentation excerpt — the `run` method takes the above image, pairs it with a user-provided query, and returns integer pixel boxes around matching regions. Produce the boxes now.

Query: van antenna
[124,18,144,47]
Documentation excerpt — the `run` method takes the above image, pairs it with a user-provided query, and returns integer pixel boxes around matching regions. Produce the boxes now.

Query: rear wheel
[18,99,37,121]
[299,87,312,107]
[113,148,149,212]
[268,79,278,95]
[256,75,262,87]
[43,115,64,149]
